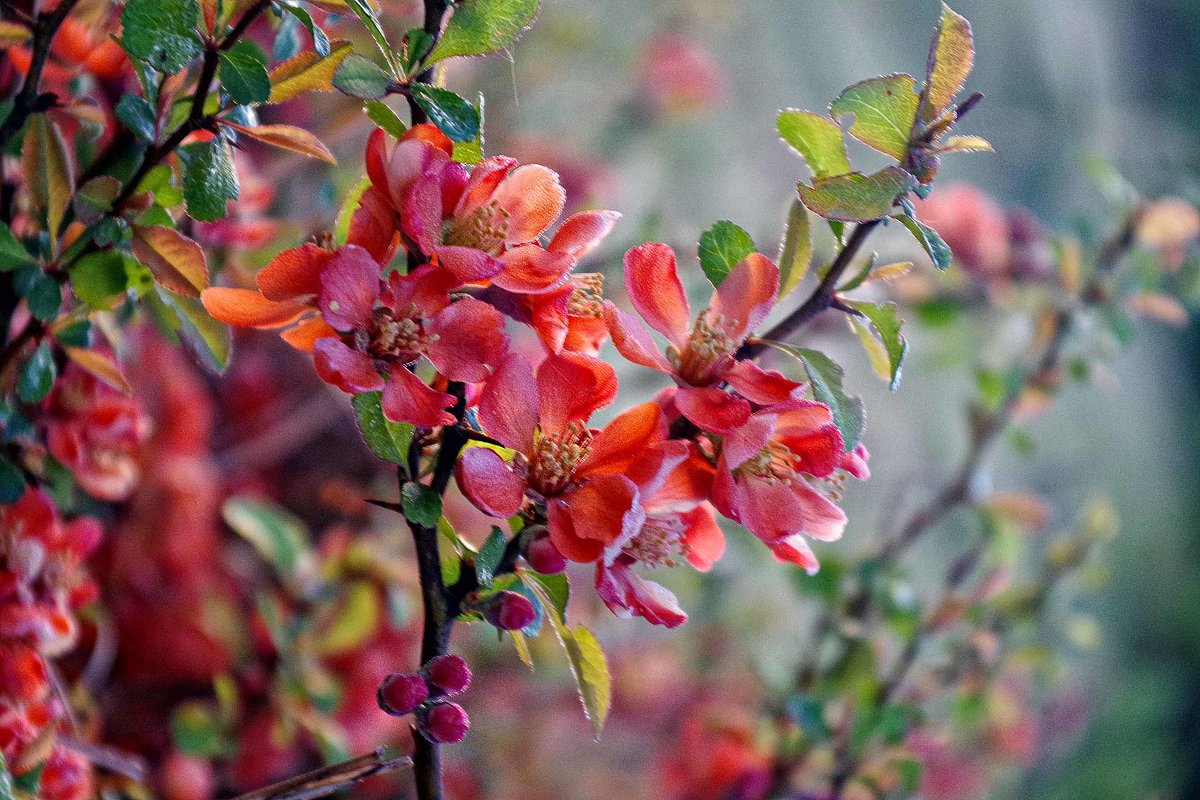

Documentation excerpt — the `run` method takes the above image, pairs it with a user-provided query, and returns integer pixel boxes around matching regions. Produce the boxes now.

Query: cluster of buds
[377,654,473,744]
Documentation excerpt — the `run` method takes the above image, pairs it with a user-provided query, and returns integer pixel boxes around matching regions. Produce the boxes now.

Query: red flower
[605,243,803,433]
[712,402,867,573]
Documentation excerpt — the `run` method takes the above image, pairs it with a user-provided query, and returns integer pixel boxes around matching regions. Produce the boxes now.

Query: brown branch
[227,749,412,800]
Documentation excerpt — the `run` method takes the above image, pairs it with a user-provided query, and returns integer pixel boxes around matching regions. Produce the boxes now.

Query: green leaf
[181,138,239,221]
[846,300,909,390]
[786,696,831,742]
[278,2,330,57]
[332,53,392,100]
[920,3,974,123]
[451,94,485,166]
[352,390,413,464]
[115,93,157,142]
[763,343,864,450]
[151,286,232,372]
[317,580,380,654]
[401,481,442,527]
[219,40,271,105]
[21,114,74,250]
[0,222,33,269]
[170,702,226,758]
[15,268,60,322]
[564,626,610,740]
[409,84,481,143]
[11,763,42,795]
[427,0,539,64]
[401,27,434,76]
[777,199,812,299]
[475,527,507,587]
[524,570,569,621]
[0,456,24,504]
[18,341,56,404]
[776,109,850,179]
[364,100,407,139]
[829,74,920,160]
[344,0,399,74]
[121,0,202,74]
[54,320,92,349]
[69,251,132,309]
[697,219,756,287]
[222,496,310,578]
[798,167,916,223]
[896,213,952,270]
[73,176,122,225]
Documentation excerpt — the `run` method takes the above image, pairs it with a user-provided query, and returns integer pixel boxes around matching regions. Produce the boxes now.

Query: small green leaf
[15,268,61,322]
[475,527,507,587]
[219,40,271,105]
[170,702,226,758]
[332,53,392,100]
[401,481,442,527]
[564,626,610,740]
[920,3,974,123]
[798,167,916,223]
[0,222,34,269]
[896,213,952,270]
[409,84,481,143]
[151,287,232,372]
[829,74,920,161]
[344,0,399,74]
[121,0,202,74]
[18,341,56,404]
[524,570,569,621]
[278,2,330,57]
[776,109,851,179]
[697,219,756,287]
[786,696,831,742]
[73,176,122,225]
[0,456,24,503]
[222,496,310,578]
[427,0,540,64]
[763,342,864,450]
[69,251,131,309]
[352,390,414,464]
[181,138,239,221]
[317,580,380,655]
[364,100,407,139]
[846,300,909,390]
[116,93,157,142]
[777,199,812,299]
[451,94,485,165]
[401,27,434,76]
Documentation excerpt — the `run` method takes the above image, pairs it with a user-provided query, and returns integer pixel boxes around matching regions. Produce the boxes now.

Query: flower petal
[712,252,779,340]
[313,338,384,393]
[623,242,691,345]
[725,359,803,405]
[546,501,606,563]
[431,246,505,284]
[381,363,456,427]
[581,402,667,476]
[318,245,380,331]
[536,351,617,435]
[720,410,777,470]
[680,505,725,572]
[347,186,399,265]
[425,297,510,383]
[280,316,337,352]
[595,558,687,627]
[201,287,310,328]
[456,447,527,518]
[770,533,820,575]
[491,164,566,243]
[479,354,539,454]
[548,210,621,258]
[257,242,329,301]
[773,401,843,478]
[454,155,517,218]
[602,302,674,374]
[552,474,644,557]
[492,245,574,294]
[401,123,454,156]
[398,173,444,256]
[674,386,752,435]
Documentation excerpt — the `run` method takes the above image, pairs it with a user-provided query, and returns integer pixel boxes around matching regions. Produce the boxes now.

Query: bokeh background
[168,1,1200,798]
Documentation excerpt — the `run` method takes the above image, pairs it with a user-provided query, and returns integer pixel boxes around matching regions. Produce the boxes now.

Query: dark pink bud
[523,528,567,575]
[377,672,429,716]
[482,590,537,631]
[424,654,472,696]
[418,701,470,744]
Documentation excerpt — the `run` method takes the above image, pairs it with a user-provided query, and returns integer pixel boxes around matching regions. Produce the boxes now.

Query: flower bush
[0,2,1197,800]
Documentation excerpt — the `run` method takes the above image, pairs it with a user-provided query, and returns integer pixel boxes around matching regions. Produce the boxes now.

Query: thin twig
[227,749,412,800]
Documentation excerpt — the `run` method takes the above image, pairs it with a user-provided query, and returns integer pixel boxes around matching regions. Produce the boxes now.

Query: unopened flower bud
[424,654,472,696]
[481,590,536,631]
[418,700,470,744]
[377,672,429,716]
[523,526,567,575]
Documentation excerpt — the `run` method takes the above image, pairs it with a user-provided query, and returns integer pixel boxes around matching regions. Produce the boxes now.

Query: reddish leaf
[131,225,209,297]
